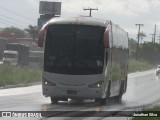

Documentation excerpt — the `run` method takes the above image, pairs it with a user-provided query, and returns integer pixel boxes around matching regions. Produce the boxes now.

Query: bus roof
[47,17,110,27]
[38,17,128,48]
[45,17,127,33]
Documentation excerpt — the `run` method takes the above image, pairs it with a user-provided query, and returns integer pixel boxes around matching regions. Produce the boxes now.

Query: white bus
[38,17,129,105]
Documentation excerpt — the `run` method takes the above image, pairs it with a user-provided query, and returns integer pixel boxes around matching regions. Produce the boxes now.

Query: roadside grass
[128,59,155,73]
[132,106,160,120]
[0,64,42,86]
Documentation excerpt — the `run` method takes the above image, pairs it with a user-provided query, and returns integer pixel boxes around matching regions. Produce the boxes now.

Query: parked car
[156,65,160,76]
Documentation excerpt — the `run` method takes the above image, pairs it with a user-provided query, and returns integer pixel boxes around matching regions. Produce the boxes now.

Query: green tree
[139,42,160,64]
[139,32,147,43]
[139,32,146,39]
[25,25,39,42]
[0,26,25,38]
[129,38,137,58]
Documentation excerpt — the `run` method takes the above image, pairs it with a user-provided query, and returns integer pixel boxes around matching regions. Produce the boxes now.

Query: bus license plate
[67,91,77,95]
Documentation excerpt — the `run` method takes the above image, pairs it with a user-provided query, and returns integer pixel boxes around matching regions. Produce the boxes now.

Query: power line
[0,20,12,27]
[0,13,31,25]
[0,16,28,28]
[83,7,98,17]
[0,18,27,28]
[0,3,35,22]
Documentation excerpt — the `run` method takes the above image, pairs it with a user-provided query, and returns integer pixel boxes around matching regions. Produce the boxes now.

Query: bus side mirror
[104,28,109,48]
[38,27,46,47]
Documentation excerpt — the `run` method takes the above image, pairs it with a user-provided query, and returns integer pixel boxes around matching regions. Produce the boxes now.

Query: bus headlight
[88,81,103,88]
[43,78,56,86]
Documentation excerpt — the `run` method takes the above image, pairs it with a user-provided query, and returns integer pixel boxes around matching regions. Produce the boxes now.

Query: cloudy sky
[0,0,160,42]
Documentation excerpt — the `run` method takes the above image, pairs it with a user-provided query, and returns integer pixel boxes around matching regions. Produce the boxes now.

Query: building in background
[38,1,62,27]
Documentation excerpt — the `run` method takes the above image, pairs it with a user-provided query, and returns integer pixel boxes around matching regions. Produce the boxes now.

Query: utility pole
[83,7,98,17]
[150,34,155,42]
[153,24,156,43]
[157,34,160,44]
[135,24,144,60]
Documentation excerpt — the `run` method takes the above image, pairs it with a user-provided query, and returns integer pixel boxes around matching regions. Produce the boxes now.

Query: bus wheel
[100,82,111,105]
[50,97,58,104]
[114,82,123,103]
[124,77,127,92]
[114,93,122,103]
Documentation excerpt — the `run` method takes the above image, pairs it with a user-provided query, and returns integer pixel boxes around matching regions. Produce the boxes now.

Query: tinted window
[44,25,105,75]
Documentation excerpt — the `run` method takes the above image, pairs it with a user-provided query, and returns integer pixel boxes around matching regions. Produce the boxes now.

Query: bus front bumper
[42,85,103,99]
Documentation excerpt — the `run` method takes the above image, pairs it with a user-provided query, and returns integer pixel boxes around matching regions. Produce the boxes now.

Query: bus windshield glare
[44,25,105,75]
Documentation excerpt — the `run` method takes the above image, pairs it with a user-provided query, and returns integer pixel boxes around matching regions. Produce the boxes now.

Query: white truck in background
[3,50,18,66]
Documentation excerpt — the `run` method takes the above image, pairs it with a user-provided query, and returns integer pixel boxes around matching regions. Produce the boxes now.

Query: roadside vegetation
[128,38,158,73]
[128,59,155,73]
[0,64,41,86]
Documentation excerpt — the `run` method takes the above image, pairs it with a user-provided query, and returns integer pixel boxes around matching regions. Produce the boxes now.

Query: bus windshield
[44,25,105,75]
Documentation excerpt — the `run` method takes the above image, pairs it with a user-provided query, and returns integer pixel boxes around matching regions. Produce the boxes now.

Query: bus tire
[124,79,127,93]
[50,97,58,104]
[114,93,122,103]
[114,81,123,103]
[100,82,110,105]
